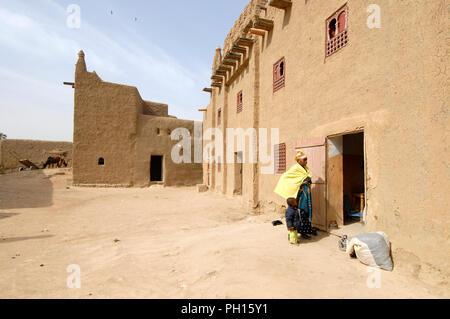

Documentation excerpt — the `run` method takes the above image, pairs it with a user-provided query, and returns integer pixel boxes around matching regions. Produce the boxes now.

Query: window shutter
[326,5,349,57]
[274,143,286,173]
[273,58,285,93]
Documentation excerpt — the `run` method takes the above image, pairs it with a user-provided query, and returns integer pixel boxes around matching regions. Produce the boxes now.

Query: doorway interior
[233,152,243,195]
[150,155,163,182]
[327,131,366,226]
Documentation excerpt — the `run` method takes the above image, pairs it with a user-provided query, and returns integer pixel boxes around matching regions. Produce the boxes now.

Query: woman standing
[274,151,315,239]
[295,154,314,239]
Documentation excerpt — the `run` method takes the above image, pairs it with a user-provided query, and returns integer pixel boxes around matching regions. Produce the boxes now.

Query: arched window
[273,57,286,93]
[326,5,349,57]
[98,158,104,166]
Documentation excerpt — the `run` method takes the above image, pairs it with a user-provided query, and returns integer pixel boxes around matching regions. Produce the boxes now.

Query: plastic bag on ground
[346,232,393,271]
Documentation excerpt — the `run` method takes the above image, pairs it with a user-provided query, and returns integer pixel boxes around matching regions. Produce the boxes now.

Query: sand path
[0,169,447,298]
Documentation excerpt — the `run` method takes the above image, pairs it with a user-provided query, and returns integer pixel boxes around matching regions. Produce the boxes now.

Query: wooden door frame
[326,129,367,226]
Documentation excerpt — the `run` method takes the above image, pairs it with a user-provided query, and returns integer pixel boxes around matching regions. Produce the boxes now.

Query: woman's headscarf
[294,150,307,162]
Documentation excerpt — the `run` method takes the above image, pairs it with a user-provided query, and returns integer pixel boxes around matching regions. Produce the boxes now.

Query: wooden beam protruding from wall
[225,52,242,61]
[249,28,266,37]
[253,18,274,31]
[235,38,255,47]
[222,59,237,67]
[211,75,224,82]
[231,45,247,55]
[218,64,232,72]
[211,82,222,88]
[203,88,213,93]
[269,0,292,9]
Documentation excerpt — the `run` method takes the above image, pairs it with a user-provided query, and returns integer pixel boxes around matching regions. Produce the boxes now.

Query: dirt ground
[0,169,448,299]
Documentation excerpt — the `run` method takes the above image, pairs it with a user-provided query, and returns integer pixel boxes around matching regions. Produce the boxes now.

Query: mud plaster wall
[134,116,202,187]
[204,0,449,283]
[0,139,73,172]
[72,52,202,187]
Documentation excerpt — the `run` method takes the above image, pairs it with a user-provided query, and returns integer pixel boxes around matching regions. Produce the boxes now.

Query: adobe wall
[204,0,449,283]
[134,115,203,187]
[72,52,140,186]
[143,100,169,117]
[0,139,72,172]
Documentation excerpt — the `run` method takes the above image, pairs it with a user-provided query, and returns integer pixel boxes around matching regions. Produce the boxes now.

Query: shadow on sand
[0,234,54,244]
[0,212,19,220]
[0,170,54,209]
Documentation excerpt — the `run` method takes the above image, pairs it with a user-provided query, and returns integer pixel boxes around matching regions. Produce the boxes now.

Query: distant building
[202,0,448,281]
[72,51,202,187]
[0,139,72,173]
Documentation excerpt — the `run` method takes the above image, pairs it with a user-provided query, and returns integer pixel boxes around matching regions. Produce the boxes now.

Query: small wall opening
[150,155,163,182]
[233,152,243,195]
[328,18,337,39]
[98,157,104,166]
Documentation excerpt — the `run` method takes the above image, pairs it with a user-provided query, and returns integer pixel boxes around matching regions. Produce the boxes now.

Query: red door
[295,138,327,230]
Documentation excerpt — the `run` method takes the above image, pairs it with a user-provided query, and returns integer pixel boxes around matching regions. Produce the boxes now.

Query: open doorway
[150,155,163,182]
[233,152,243,195]
[343,133,365,225]
[327,131,366,227]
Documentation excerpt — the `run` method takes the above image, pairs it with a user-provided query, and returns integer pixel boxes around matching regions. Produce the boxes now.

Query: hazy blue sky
[0,0,249,141]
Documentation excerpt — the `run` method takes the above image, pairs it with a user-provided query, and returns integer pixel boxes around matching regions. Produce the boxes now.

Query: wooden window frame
[273,57,286,93]
[325,4,349,58]
[237,91,243,113]
[274,143,286,174]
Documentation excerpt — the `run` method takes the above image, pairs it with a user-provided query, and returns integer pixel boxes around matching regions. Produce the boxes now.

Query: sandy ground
[0,169,448,299]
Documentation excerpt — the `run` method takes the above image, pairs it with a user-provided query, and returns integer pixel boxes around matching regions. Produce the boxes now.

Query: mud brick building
[202,0,448,281]
[72,51,202,187]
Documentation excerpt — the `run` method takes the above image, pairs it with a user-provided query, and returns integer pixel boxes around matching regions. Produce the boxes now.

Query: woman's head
[295,151,308,167]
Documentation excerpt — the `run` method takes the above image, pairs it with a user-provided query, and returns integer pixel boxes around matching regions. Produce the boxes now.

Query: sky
[0,0,249,142]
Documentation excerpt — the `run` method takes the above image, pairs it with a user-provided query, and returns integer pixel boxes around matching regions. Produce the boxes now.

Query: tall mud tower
[72,50,138,186]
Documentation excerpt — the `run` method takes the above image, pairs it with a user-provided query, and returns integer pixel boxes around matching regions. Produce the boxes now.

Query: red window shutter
[338,11,347,33]
[274,143,286,173]
[237,91,243,113]
[273,58,285,93]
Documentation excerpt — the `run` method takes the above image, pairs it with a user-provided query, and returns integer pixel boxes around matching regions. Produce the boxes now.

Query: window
[217,108,222,125]
[273,58,285,93]
[156,128,160,135]
[98,158,104,166]
[326,5,348,57]
[237,91,243,113]
[167,129,171,136]
[274,143,286,173]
